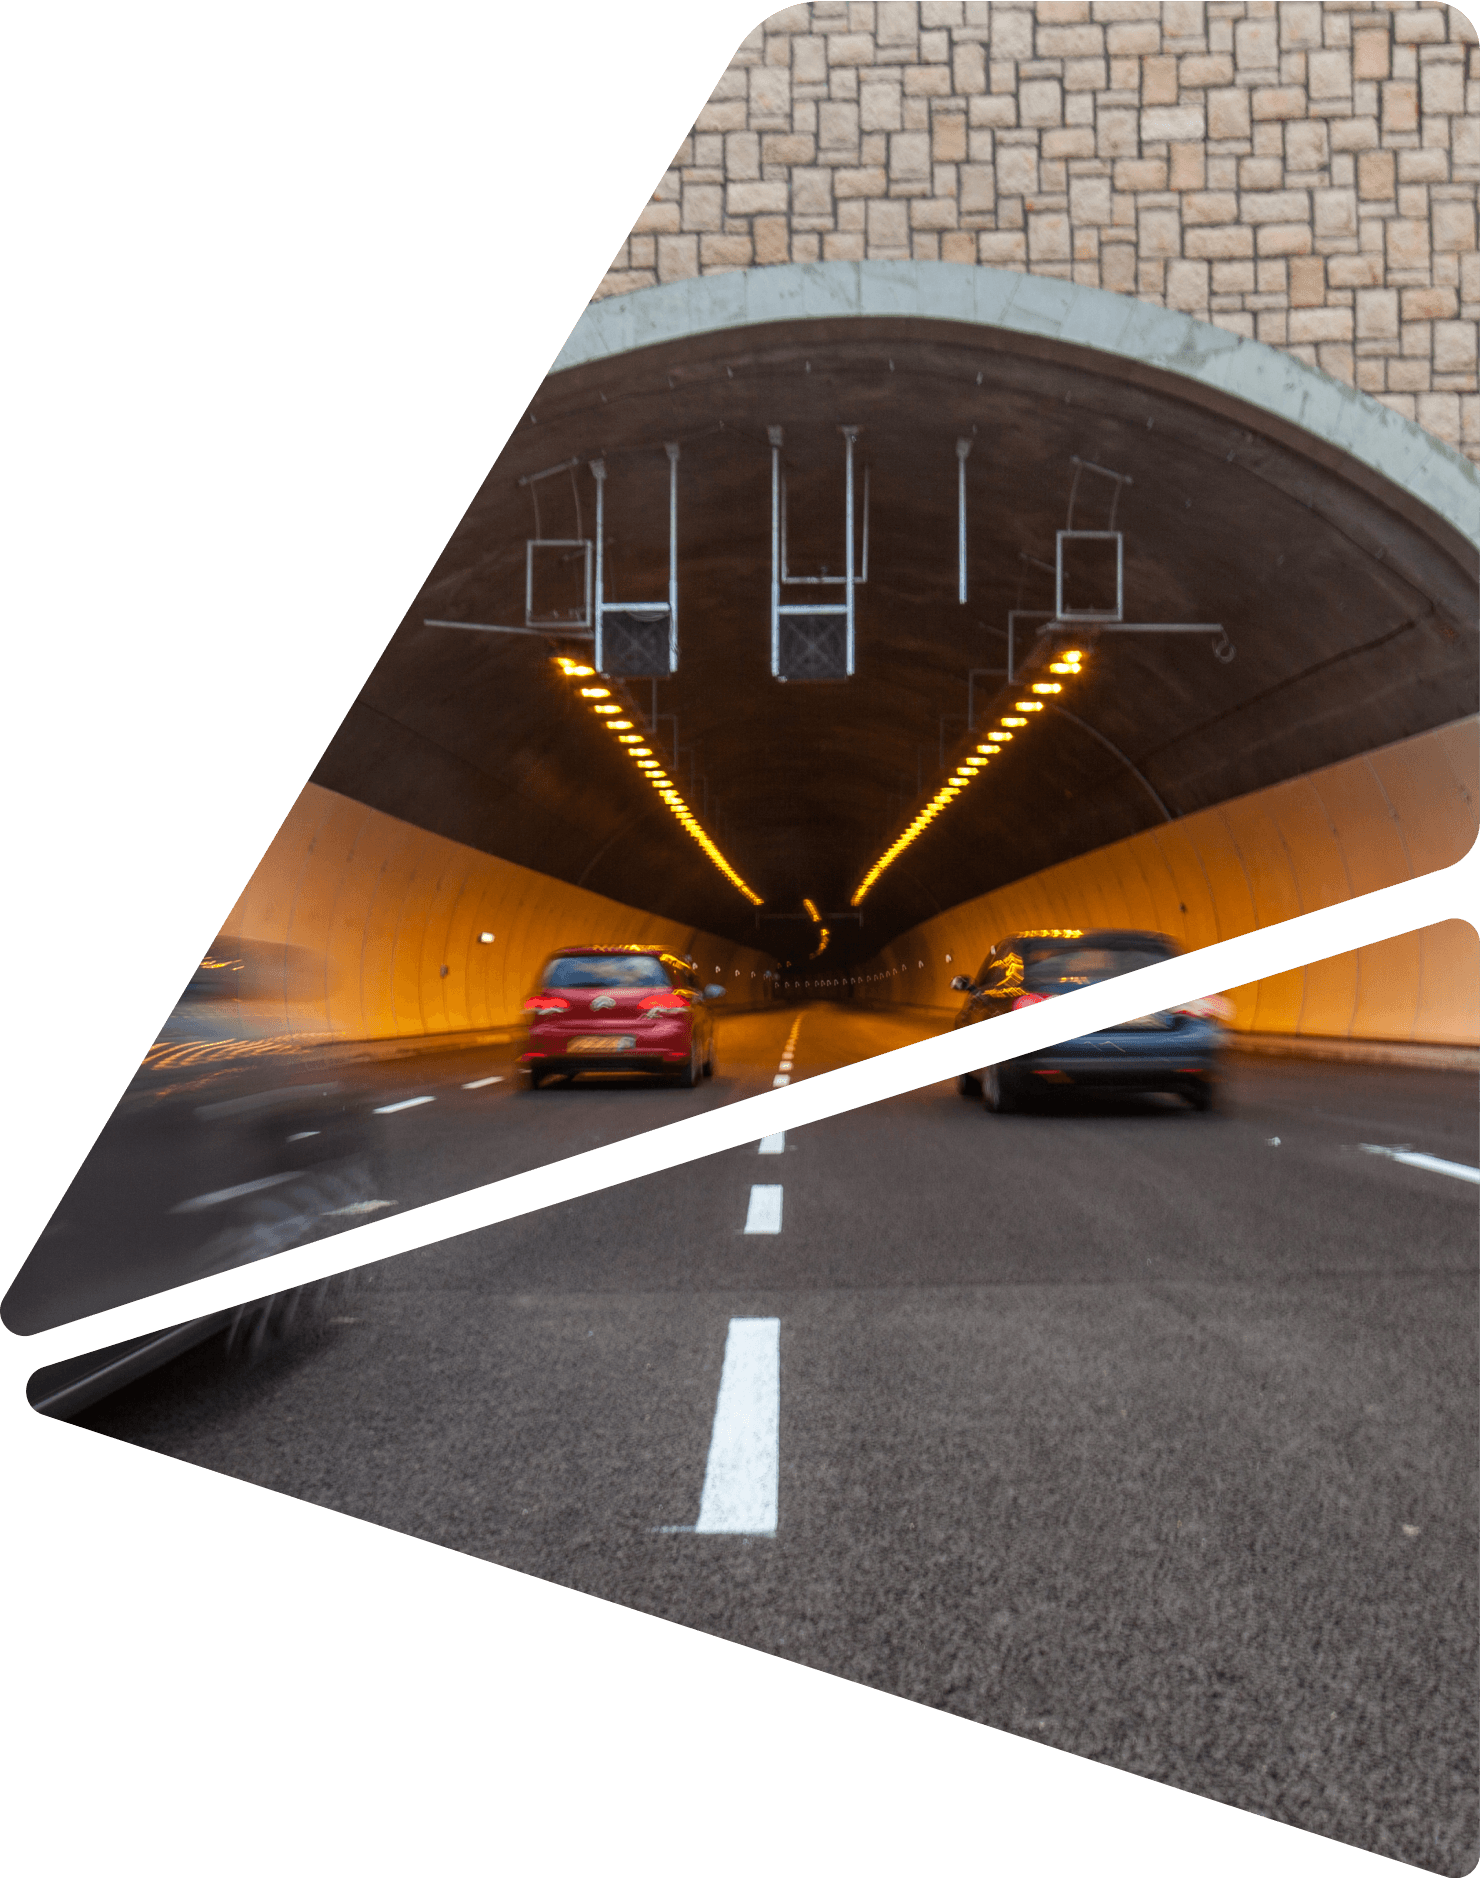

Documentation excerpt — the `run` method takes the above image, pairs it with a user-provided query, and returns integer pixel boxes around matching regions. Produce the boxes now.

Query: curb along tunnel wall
[206,782,778,1046]
[860,717,1480,1046]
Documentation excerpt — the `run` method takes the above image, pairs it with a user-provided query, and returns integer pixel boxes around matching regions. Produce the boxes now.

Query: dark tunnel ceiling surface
[314,316,1478,968]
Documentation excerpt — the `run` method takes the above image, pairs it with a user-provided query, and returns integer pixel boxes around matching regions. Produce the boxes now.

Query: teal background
[2,7,1464,1870]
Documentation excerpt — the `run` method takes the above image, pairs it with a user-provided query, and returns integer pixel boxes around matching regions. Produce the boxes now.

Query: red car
[518,946,725,1089]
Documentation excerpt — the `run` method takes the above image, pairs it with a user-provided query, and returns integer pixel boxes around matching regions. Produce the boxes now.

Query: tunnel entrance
[315,289,1477,972]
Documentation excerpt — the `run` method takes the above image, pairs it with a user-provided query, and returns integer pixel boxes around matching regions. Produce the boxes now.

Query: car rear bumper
[997,1024,1223,1088]
[521,1051,691,1073]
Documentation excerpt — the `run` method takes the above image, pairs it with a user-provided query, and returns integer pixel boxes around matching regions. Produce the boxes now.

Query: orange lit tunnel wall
[863,717,1478,1047]
[213,783,778,1043]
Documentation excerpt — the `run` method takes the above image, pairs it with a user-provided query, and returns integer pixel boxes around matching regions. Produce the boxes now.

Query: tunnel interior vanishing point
[314,307,1476,977]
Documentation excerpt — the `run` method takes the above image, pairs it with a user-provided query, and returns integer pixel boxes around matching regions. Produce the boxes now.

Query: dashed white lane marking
[374,1095,436,1114]
[694,1317,780,1535]
[172,1170,301,1213]
[758,1132,786,1155]
[745,1184,783,1233]
[462,1076,504,1089]
[1360,1143,1480,1185]
[773,1074,791,1087]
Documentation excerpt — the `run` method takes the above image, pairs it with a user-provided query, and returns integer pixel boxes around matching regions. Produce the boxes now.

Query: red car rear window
[541,955,673,990]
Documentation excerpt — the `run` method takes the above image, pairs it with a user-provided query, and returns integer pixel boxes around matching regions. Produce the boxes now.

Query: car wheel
[521,1067,544,1091]
[676,1040,702,1088]
[981,1064,1017,1113]
[1184,1076,1218,1111]
[703,1036,715,1078]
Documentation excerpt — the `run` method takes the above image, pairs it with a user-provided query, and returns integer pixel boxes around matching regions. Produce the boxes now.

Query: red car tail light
[523,996,569,1014]
[638,994,688,1012]
[1012,992,1050,1010]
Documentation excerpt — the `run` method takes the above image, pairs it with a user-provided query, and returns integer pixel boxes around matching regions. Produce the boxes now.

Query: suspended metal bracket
[1066,456,1131,531]
[956,437,971,604]
[1043,457,1232,659]
[968,610,1055,704]
[520,457,594,629]
[1056,456,1133,623]
[422,617,593,640]
[770,425,862,682]
[1038,619,1235,663]
[592,444,681,677]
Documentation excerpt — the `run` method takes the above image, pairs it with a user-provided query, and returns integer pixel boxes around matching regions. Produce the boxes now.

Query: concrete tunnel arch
[242,260,1480,1047]
[555,261,1479,546]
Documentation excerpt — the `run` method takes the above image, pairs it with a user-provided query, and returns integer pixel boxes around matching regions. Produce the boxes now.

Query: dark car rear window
[1024,943,1173,990]
[541,954,673,989]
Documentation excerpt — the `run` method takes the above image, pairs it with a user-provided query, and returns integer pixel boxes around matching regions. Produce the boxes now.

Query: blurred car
[518,945,725,1088]
[950,928,1229,1112]
[9,936,387,1414]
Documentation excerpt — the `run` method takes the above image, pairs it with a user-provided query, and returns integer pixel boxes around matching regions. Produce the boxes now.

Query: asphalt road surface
[73,1004,1478,1874]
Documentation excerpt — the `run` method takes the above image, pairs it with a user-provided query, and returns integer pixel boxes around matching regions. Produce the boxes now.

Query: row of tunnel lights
[850,648,1087,907]
[554,657,765,906]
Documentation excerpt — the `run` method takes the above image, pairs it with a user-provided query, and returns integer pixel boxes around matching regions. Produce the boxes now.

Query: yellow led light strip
[555,658,764,906]
[849,649,1086,906]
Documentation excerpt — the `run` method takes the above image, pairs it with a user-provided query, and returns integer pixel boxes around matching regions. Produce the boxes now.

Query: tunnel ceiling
[313,315,1478,971]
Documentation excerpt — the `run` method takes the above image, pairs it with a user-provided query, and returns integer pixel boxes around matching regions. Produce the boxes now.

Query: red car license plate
[567,1035,636,1053]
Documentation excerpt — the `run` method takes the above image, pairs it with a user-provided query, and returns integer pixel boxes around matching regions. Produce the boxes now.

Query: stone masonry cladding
[596,2,1480,462]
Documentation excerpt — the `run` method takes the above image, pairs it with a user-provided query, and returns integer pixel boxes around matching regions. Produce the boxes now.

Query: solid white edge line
[744,1184,783,1233]
[693,1317,780,1534]
[373,1096,437,1114]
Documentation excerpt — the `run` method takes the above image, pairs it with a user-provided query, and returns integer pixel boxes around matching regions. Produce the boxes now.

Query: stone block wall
[597,2,1480,461]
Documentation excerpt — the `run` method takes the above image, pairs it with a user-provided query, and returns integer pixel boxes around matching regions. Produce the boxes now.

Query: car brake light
[1012,992,1050,1010]
[638,994,688,1012]
[523,996,569,1014]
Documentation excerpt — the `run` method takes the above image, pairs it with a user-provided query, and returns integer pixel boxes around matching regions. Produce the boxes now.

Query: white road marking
[1359,1143,1480,1185]
[773,1074,790,1087]
[757,1133,786,1155]
[462,1076,504,1089]
[745,1184,783,1233]
[286,1130,319,1142]
[694,1317,780,1535]
[373,1095,436,1114]
[171,1170,301,1213]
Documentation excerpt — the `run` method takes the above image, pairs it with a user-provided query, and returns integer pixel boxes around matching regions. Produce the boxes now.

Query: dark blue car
[950,928,1228,1113]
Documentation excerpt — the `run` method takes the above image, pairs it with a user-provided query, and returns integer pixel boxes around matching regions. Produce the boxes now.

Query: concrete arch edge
[555,260,1479,552]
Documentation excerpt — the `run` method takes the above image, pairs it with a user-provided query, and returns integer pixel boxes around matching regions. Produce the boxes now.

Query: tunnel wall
[860,715,1479,1044]
[210,783,778,1044]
